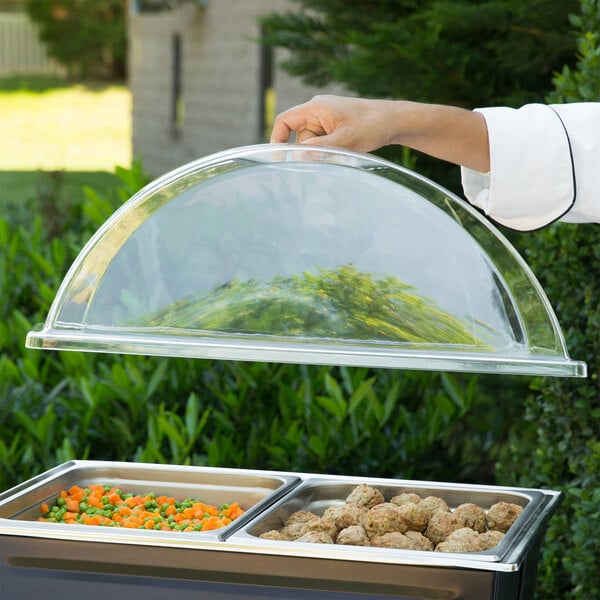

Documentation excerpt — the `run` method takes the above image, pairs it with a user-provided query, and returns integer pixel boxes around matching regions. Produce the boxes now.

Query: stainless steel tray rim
[0,522,523,573]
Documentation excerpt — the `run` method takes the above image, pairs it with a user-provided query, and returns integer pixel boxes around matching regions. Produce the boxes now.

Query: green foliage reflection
[141,264,484,346]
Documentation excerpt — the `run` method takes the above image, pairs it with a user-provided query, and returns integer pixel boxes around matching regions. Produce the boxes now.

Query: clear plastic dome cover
[27,144,585,377]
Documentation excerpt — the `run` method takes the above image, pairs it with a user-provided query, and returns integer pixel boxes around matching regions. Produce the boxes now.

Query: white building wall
[0,12,66,77]
[129,0,345,176]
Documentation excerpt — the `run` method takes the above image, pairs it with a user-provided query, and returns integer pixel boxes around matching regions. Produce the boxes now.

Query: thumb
[295,128,323,144]
[299,131,344,149]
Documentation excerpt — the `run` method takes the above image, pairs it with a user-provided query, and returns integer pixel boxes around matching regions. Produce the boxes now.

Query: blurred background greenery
[1,1,599,598]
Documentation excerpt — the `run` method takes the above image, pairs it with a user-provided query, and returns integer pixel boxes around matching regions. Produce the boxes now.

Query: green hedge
[496,3,600,597]
[1,166,519,495]
[500,225,600,600]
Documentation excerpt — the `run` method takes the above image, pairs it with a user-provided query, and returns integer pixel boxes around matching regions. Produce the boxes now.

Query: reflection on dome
[135,264,491,348]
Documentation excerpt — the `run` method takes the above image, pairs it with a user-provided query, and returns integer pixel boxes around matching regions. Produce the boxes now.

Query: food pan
[233,475,548,561]
[229,474,562,600]
[0,460,300,544]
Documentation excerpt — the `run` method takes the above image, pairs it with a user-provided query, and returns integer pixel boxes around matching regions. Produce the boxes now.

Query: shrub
[0,163,514,494]
[498,2,600,598]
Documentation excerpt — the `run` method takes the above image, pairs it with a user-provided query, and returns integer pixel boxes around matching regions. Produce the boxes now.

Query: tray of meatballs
[229,474,561,568]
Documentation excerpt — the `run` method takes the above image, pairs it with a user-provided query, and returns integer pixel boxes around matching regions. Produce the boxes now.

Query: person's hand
[269,95,397,152]
[270,94,490,172]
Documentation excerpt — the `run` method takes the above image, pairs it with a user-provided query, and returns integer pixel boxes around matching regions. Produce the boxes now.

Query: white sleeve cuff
[461,104,575,231]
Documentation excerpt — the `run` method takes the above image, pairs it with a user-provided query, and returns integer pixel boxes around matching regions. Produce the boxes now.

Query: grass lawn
[0,76,131,208]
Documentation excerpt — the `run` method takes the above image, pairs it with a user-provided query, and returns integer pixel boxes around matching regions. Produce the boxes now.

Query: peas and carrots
[38,483,245,532]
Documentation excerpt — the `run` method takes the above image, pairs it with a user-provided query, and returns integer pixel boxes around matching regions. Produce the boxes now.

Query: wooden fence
[0,12,66,76]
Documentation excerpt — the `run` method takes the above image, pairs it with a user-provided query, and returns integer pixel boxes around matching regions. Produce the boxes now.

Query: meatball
[336,525,369,546]
[405,530,434,551]
[438,527,485,552]
[345,484,385,508]
[396,502,429,533]
[370,531,430,550]
[364,503,408,537]
[259,529,288,541]
[486,502,524,533]
[480,530,505,550]
[282,521,311,540]
[390,492,422,506]
[370,532,412,549]
[425,509,464,545]
[419,496,450,520]
[298,517,338,539]
[296,531,334,544]
[453,503,487,533]
[322,503,369,530]
[436,538,475,553]
[285,510,319,525]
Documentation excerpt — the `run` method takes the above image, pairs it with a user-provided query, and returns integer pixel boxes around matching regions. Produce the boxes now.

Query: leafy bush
[0,164,515,494]
[501,224,600,600]
[498,2,600,598]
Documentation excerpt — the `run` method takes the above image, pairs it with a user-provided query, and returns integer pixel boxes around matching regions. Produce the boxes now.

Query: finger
[270,102,326,143]
[296,128,322,144]
[269,119,293,143]
[299,128,349,149]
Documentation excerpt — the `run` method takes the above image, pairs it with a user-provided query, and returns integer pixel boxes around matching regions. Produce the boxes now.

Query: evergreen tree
[262,0,579,107]
[26,0,126,80]
[261,0,579,190]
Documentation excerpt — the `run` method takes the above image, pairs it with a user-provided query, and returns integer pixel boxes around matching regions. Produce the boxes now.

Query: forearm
[383,101,490,173]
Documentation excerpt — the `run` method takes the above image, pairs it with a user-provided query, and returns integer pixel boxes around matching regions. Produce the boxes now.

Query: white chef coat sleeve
[460,102,600,231]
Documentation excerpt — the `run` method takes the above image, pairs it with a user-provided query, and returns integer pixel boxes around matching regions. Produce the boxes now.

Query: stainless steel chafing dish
[3,144,583,599]
[0,462,561,600]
